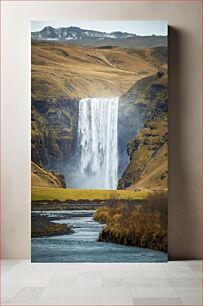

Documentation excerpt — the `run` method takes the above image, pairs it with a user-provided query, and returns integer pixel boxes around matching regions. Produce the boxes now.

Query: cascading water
[77,97,119,190]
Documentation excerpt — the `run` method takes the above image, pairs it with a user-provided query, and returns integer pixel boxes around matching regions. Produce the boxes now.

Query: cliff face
[31,162,66,188]
[118,115,168,190]
[31,97,79,171]
[118,72,168,191]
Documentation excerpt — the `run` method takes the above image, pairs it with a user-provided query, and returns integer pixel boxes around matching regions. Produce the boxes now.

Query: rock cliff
[118,72,168,190]
[31,97,79,171]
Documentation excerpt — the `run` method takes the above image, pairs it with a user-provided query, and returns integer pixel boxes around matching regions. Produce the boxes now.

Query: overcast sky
[31,20,167,36]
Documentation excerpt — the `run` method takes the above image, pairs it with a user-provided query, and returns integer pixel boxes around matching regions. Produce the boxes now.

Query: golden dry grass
[31,162,65,188]
[32,41,162,100]
[94,191,167,252]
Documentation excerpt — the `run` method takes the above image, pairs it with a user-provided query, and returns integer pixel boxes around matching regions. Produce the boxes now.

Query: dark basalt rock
[31,97,79,172]
[157,70,165,78]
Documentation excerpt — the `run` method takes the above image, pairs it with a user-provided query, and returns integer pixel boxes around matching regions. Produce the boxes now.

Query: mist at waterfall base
[63,96,143,190]
[69,97,119,190]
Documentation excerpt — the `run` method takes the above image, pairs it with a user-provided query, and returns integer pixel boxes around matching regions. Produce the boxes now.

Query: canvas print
[31,21,168,262]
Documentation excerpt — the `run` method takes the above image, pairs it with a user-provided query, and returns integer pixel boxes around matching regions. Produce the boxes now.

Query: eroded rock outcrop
[118,115,168,190]
[118,71,168,190]
[31,161,66,188]
[31,97,79,171]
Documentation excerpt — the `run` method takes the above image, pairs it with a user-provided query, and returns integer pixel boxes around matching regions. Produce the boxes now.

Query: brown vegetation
[93,192,167,252]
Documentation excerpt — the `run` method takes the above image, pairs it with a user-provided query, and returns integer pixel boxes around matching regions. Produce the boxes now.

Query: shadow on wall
[168,26,202,259]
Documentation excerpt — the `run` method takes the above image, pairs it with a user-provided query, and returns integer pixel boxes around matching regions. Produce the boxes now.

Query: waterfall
[78,97,119,190]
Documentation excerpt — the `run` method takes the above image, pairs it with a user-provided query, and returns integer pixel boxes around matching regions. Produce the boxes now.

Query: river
[31,210,167,263]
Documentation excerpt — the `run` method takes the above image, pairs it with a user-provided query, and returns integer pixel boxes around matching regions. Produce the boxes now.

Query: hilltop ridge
[31,26,167,49]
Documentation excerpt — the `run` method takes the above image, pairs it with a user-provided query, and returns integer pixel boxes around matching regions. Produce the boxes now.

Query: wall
[1,1,202,259]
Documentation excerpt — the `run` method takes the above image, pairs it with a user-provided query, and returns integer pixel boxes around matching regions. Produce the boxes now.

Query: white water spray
[78,97,119,190]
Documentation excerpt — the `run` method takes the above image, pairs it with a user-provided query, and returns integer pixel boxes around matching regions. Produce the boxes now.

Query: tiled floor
[1,260,202,305]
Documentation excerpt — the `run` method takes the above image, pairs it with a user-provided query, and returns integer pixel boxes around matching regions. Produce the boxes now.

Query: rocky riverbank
[31,214,74,238]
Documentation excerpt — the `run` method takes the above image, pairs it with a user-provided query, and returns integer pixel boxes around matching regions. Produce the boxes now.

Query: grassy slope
[31,162,66,188]
[32,42,166,100]
[31,187,149,202]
